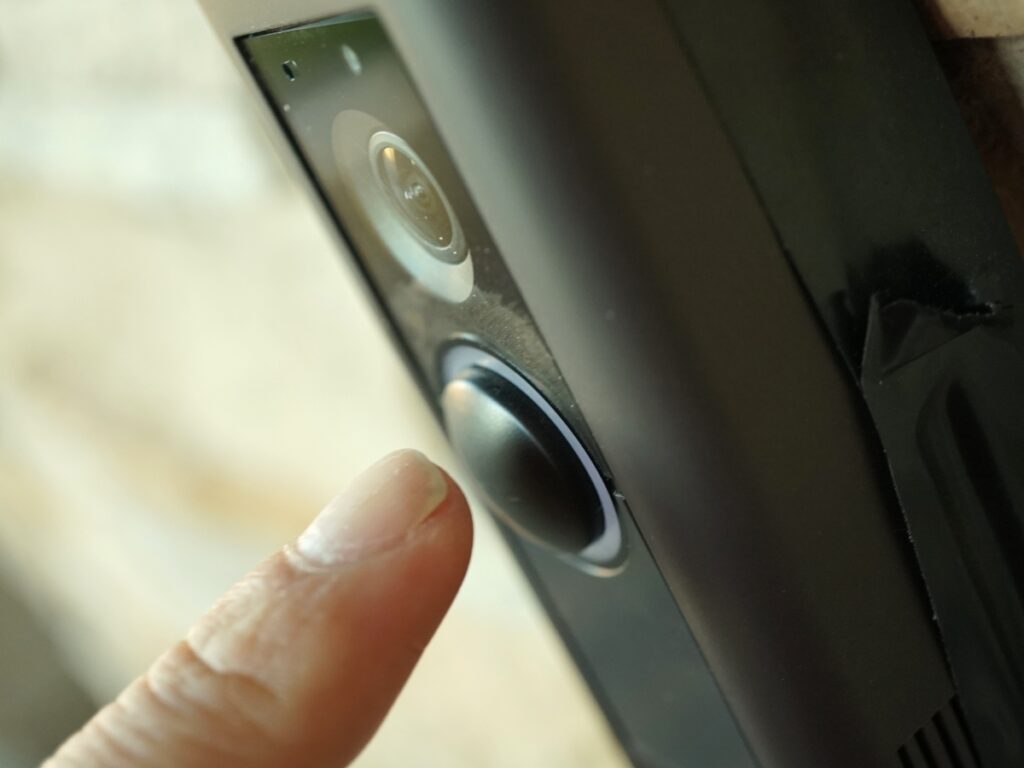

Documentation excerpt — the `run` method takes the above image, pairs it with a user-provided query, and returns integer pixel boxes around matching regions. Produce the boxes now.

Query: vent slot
[897,698,982,768]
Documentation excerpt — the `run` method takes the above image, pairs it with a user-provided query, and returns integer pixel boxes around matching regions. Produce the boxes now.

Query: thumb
[46,449,474,768]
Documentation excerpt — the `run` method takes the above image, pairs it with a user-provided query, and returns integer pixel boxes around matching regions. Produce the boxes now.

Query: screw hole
[282,60,298,81]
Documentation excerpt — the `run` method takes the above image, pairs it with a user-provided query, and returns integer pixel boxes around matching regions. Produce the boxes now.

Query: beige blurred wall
[0,2,625,766]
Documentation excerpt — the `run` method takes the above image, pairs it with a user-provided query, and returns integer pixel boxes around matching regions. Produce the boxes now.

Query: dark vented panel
[897,698,982,768]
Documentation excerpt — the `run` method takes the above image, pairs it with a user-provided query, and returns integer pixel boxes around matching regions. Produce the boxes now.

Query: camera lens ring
[332,110,473,303]
[368,131,465,263]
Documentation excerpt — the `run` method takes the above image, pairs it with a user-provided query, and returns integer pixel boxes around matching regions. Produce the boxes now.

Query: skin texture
[44,451,474,768]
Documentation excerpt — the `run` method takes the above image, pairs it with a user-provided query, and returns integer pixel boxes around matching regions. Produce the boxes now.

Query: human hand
[45,450,473,768]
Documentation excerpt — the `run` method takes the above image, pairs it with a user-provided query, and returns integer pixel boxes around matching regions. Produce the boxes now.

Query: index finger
[46,450,473,768]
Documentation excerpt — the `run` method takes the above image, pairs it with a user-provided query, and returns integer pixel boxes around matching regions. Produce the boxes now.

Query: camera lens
[333,111,473,303]
[371,136,460,260]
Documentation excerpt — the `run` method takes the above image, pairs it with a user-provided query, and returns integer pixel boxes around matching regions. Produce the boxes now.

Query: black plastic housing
[200,1,1024,765]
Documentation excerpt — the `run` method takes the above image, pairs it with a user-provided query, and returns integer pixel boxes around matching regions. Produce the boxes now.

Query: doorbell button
[440,345,623,570]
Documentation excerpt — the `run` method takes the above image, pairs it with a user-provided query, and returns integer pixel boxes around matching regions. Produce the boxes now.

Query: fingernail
[295,450,448,565]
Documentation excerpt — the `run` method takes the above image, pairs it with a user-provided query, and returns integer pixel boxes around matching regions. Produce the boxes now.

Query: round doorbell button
[440,345,623,572]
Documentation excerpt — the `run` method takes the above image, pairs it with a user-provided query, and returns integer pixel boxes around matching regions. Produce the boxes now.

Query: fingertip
[425,464,475,578]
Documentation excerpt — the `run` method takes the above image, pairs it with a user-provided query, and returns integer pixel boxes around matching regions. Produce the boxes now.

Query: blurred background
[0,2,627,765]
